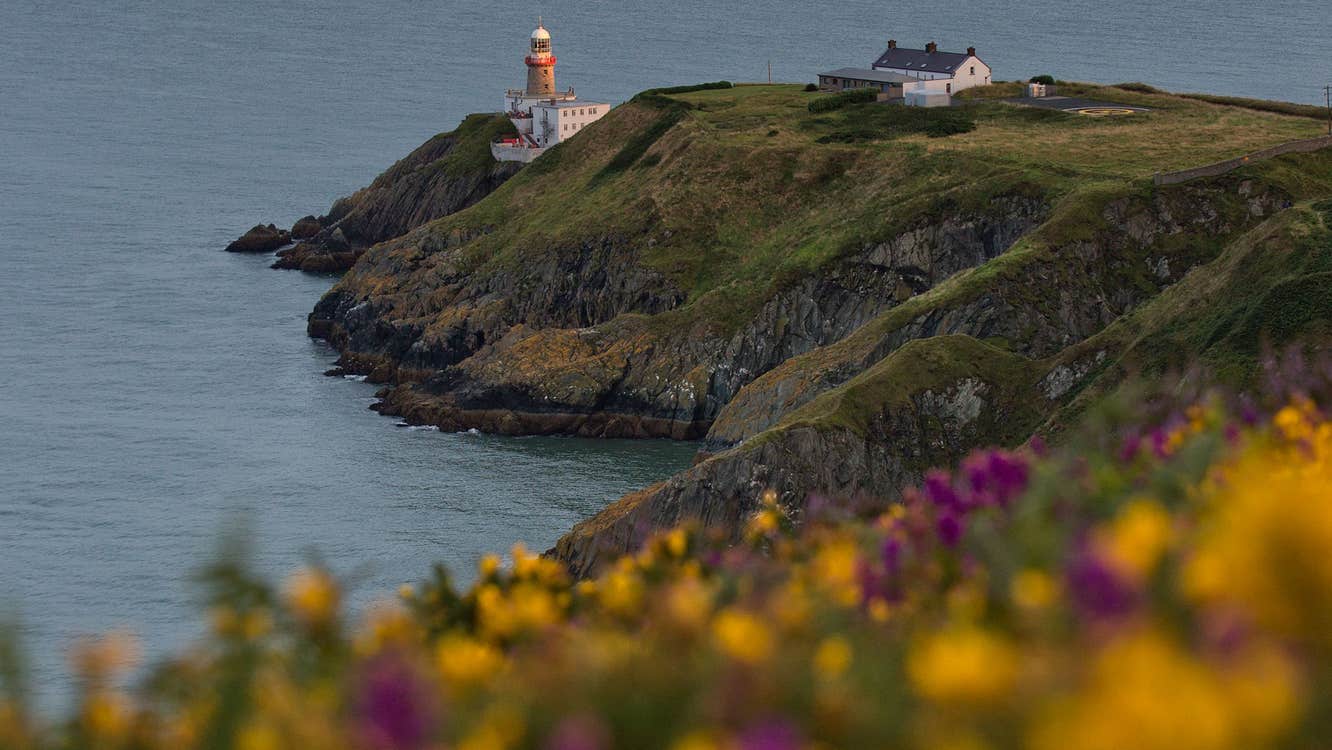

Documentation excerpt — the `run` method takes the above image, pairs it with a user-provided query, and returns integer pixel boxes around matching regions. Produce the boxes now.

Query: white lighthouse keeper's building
[492,21,610,163]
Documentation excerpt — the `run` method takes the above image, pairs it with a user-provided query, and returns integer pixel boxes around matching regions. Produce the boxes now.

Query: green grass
[334,82,1330,361]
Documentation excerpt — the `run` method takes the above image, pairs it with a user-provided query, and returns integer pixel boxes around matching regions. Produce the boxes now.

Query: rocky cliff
[227,114,521,272]
[295,82,1332,576]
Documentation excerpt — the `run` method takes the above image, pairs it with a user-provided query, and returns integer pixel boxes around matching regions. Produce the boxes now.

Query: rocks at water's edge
[290,215,322,240]
[224,113,523,274]
[225,224,291,253]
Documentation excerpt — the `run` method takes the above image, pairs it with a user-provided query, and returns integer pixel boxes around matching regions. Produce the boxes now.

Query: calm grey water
[1,0,1328,708]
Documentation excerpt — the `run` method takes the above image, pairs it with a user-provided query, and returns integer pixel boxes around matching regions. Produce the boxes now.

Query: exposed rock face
[703,179,1287,452]
[308,198,1049,440]
[290,215,322,240]
[225,224,290,253]
[554,338,1039,578]
[552,177,1296,576]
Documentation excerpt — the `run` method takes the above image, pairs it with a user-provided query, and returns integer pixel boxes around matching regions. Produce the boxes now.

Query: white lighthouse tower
[491,20,610,164]
[526,21,557,96]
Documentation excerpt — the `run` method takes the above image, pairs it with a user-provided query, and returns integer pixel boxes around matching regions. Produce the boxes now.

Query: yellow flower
[712,609,774,665]
[458,704,525,750]
[747,508,782,539]
[769,580,812,631]
[867,597,893,624]
[478,554,502,580]
[907,627,1017,706]
[598,562,645,618]
[1187,439,1332,643]
[237,720,282,750]
[1030,631,1250,750]
[355,602,419,654]
[1096,498,1174,582]
[670,730,726,750]
[664,578,713,631]
[82,691,133,741]
[437,635,504,687]
[1011,569,1058,612]
[811,539,861,607]
[283,568,339,626]
[509,583,562,630]
[813,636,853,680]
[665,527,689,558]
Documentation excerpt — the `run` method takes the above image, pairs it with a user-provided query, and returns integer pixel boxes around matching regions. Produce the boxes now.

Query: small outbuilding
[817,68,914,100]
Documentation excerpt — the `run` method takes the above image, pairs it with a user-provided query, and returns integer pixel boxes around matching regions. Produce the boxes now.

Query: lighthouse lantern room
[492,20,610,164]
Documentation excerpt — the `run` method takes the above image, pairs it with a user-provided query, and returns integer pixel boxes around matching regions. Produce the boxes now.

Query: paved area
[1005,96,1151,116]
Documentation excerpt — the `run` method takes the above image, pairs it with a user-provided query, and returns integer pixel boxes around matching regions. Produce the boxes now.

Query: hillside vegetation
[304,83,1332,570]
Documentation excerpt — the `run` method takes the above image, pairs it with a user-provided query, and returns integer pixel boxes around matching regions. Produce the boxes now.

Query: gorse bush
[5,377,1332,748]
[632,81,733,101]
[807,88,879,113]
[815,105,976,143]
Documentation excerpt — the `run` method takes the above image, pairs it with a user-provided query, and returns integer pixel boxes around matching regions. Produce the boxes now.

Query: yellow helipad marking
[1073,107,1138,117]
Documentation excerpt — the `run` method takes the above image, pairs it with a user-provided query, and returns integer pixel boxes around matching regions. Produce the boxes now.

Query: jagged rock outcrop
[555,336,1043,577]
[290,215,321,240]
[309,198,1048,438]
[226,114,522,273]
[226,224,290,253]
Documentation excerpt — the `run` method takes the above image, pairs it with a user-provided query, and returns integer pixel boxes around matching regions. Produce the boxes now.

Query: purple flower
[357,654,434,750]
[1150,427,1172,459]
[881,537,901,573]
[936,512,964,547]
[985,451,1029,506]
[1028,435,1049,457]
[924,470,961,511]
[1119,432,1143,463]
[738,720,802,750]
[1066,550,1136,620]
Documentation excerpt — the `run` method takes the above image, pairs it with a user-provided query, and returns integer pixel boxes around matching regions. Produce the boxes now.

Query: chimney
[926,41,938,54]
[887,39,897,49]
[967,46,976,57]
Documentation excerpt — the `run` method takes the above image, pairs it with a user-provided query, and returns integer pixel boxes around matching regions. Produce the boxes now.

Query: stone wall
[1154,135,1332,186]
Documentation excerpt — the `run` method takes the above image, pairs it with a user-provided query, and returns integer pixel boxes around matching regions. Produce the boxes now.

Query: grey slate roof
[872,47,972,75]
[818,68,916,84]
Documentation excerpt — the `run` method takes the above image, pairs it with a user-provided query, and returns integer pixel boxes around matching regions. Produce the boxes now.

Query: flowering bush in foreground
[3,392,1332,749]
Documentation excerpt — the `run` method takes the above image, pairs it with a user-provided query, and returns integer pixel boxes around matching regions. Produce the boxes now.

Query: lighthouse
[526,22,557,96]
[492,20,611,164]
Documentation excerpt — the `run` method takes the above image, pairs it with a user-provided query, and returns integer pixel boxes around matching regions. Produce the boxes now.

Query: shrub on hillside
[1029,74,1056,85]
[1114,81,1162,94]
[1180,92,1329,120]
[815,105,976,142]
[807,87,879,113]
[803,83,818,92]
[633,81,734,100]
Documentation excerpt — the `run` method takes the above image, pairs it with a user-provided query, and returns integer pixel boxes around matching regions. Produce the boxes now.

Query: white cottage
[870,40,991,96]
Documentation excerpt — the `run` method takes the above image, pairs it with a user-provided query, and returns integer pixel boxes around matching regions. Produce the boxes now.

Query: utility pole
[768,60,773,85]
[1325,85,1331,136]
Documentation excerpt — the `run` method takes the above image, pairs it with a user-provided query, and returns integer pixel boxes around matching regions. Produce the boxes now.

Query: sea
[1,0,1328,711]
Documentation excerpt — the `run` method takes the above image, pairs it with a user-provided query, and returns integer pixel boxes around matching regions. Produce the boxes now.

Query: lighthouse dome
[531,25,551,41]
